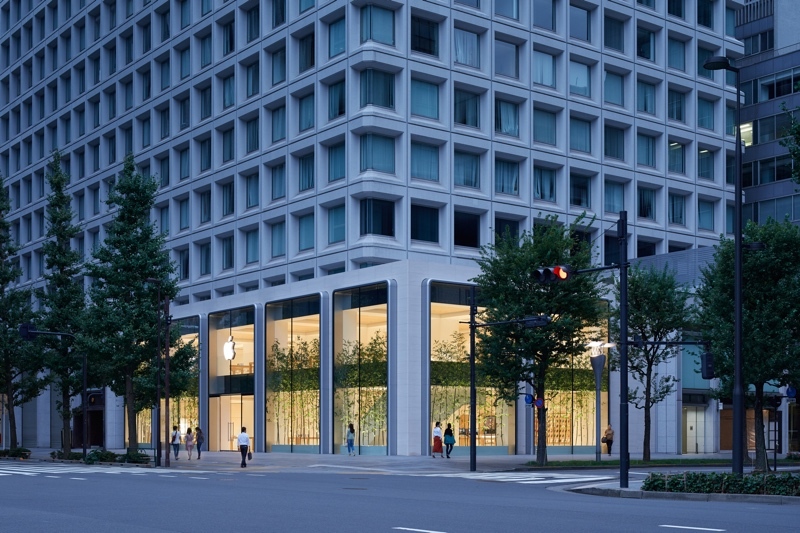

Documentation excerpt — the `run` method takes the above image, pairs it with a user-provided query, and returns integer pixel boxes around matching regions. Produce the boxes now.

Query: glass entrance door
[209,395,254,451]
[682,406,705,454]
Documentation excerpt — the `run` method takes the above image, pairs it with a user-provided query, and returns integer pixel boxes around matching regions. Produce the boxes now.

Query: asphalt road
[0,464,796,533]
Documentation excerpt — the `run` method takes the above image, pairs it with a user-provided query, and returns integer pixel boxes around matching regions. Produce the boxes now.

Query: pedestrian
[195,427,204,459]
[443,423,455,458]
[184,427,194,460]
[237,426,250,468]
[603,424,615,456]
[170,425,181,460]
[432,421,444,458]
[346,423,356,456]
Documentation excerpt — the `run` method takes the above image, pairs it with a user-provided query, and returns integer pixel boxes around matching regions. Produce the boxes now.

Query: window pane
[668,142,685,173]
[533,0,555,30]
[570,117,591,153]
[637,134,655,167]
[496,0,519,20]
[698,98,714,130]
[411,80,438,119]
[411,205,439,242]
[360,134,395,174]
[669,193,685,225]
[569,61,590,97]
[328,205,345,243]
[533,109,556,145]
[328,80,346,120]
[454,212,480,248]
[272,221,285,257]
[668,38,685,70]
[454,29,479,68]
[495,99,519,137]
[605,181,623,213]
[361,5,395,46]
[299,94,315,131]
[533,51,555,87]
[605,125,624,160]
[534,166,556,202]
[360,198,394,237]
[328,143,345,182]
[272,106,286,142]
[329,18,346,57]
[638,188,655,219]
[411,17,438,56]
[570,175,590,207]
[272,48,286,85]
[605,17,624,51]
[698,200,714,230]
[246,230,259,264]
[495,40,518,78]
[698,149,714,180]
[637,28,654,61]
[299,154,314,191]
[299,34,315,72]
[410,142,438,181]
[360,69,394,109]
[454,90,479,127]
[569,5,590,41]
[454,151,480,188]
[637,81,655,114]
[604,72,624,106]
[299,214,314,251]
[494,159,519,195]
[668,90,684,122]
[271,163,285,199]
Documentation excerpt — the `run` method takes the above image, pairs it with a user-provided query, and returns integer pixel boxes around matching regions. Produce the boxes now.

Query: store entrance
[209,395,254,451]
[682,406,705,454]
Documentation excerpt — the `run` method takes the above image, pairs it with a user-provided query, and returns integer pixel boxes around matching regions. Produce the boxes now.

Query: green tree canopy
[696,218,800,471]
[472,215,604,464]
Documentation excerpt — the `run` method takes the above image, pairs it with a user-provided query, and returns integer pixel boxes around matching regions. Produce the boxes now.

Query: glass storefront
[333,284,388,455]
[266,296,321,452]
[429,283,515,454]
[208,307,255,451]
[790,403,799,453]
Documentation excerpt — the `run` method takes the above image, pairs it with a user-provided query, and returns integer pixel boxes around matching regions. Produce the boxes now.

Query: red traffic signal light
[533,265,573,283]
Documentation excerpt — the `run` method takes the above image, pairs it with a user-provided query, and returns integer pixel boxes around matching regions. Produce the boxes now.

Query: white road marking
[45,476,60,479]
[69,477,86,480]
[392,528,447,533]
[158,475,176,478]
[659,526,725,532]
[189,477,208,480]
[411,471,615,485]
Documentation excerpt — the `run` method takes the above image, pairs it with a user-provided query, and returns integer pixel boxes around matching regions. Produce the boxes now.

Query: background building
[1,0,745,456]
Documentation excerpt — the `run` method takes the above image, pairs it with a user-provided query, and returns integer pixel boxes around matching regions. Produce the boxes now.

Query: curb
[570,486,800,505]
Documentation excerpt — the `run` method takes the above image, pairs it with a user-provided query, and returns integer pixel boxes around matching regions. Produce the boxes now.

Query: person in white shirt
[237,427,250,468]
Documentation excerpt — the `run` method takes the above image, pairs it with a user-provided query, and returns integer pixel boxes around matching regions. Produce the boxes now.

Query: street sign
[786,386,797,398]
[534,398,544,409]
[524,394,534,404]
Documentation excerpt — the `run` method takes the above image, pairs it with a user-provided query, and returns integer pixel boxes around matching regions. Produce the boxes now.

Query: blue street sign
[786,386,797,398]
[534,398,544,409]
[524,394,534,404]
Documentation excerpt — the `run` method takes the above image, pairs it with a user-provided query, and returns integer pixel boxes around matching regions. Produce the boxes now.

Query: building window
[569,61,590,97]
[698,199,714,230]
[698,149,714,180]
[454,211,480,248]
[246,174,259,208]
[272,47,286,85]
[605,125,625,160]
[570,174,590,208]
[570,117,591,153]
[328,143,345,182]
[221,182,234,216]
[329,18,346,58]
[495,39,518,78]
[494,159,519,196]
[668,0,684,18]
[299,94,315,131]
[299,214,315,251]
[223,75,235,108]
[271,163,286,200]
[299,33,315,72]
[179,98,190,130]
[410,142,438,182]
[638,188,655,220]
[411,205,439,243]
[222,21,235,56]
[273,0,286,28]
[246,63,259,98]
[360,69,394,109]
[328,205,345,244]
[360,198,394,237]
[200,190,211,223]
[697,47,714,79]
[222,129,234,162]
[360,134,394,174]
[200,138,211,171]
[245,229,259,264]
[668,193,685,225]
[328,80,345,119]
[179,198,190,230]
[454,89,480,127]
[533,0,555,31]
[605,17,624,52]
[637,28,655,61]
[180,48,190,79]
[569,5,590,42]
[668,142,685,174]
[454,151,479,188]
[637,133,656,167]
[668,38,685,71]
[411,17,438,56]
[698,98,714,130]
[533,109,556,145]
[199,243,211,275]
[454,28,479,68]
[637,81,656,114]
[220,235,234,270]
[246,118,259,153]
[533,50,555,87]
[272,105,286,142]
[410,80,438,119]
[604,72,624,106]
[178,249,189,280]
[668,90,685,122]
[246,7,260,43]
[271,221,285,257]
[361,5,395,46]
[605,181,623,213]
[495,99,519,137]
[299,154,314,191]
[697,0,714,29]
[300,0,314,14]
[534,166,556,203]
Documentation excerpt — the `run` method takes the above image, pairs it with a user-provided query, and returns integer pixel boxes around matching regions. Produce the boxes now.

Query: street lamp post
[588,342,614,462]
[146,278,171,468]
[703,55,744,475]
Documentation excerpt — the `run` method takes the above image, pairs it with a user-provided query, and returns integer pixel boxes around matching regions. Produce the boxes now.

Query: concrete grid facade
[2,0,744,456]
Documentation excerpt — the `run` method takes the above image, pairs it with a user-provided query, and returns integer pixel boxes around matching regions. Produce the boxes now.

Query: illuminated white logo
[223,335,236,360]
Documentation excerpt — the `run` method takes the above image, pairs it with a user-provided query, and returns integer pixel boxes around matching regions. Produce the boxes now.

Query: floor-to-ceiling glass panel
[333,284,388,455]
[429,283,515,454]
[266,295,321,453]
[208,308,255,451]
[683,406,706,454]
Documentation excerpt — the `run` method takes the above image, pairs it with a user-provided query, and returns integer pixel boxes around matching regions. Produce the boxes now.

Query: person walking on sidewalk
[238,427,250,468]
[432,421,444,458]
[184,427,194,460]
[195,427,204,459]
[443,423,455,458]
[603,424,615,456]
[170,426,181,460]
[346,423,356,456]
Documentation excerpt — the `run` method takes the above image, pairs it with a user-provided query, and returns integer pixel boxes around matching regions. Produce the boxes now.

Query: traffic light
[19,322,39,341]
[533,265,573,283]
[700,351,714,379]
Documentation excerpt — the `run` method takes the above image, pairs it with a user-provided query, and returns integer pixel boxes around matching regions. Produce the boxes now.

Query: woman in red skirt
[432,421,444,458]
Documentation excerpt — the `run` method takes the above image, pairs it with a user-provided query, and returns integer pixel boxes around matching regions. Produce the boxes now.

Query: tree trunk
[753,384,769,472]
[535,382,547,466]
[60,384,72,455]
[125,375,138,449]
[643,372,652,461]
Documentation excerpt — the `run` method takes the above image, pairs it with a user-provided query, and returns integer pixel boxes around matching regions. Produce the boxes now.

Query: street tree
[83,155,185,449]
[779,103,800,183]
[36,151,86,455]
[696,218,800,471]
[609,264,693,461]
[0,175,48,448]
[473,215,604,465]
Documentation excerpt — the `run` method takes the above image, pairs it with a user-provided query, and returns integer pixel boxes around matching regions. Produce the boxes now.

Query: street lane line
[659,526,725,531]
[69,477,86,480]
[392,528,447,533]
[45,476,60,478]
[189,477,208,480]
